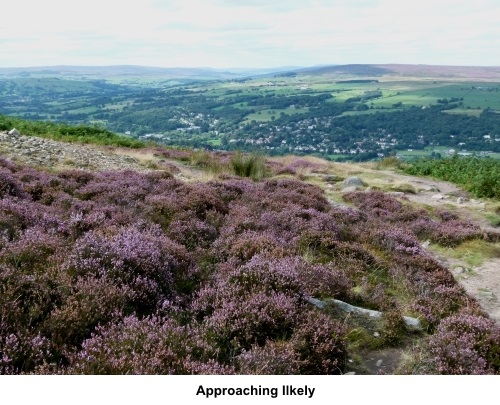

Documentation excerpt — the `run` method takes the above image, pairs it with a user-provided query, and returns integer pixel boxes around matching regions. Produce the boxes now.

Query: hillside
[1,124,500,375]
[301,64,500,80]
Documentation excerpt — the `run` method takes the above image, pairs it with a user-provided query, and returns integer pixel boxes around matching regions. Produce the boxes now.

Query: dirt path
[437,255,500,324]
[375,169,500,324]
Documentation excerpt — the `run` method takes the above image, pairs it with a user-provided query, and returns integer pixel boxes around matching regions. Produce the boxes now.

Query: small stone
[342,176,365,188]
[373,332,380,338]
[457,197,466,204]
[423,185,440,192]
[341,186,358,193]
[432,194,444,200]
[8,128,20,136]
[344,372,356,375]
[376,360,383,367]
[421,240,431,248]
[453,267,464,275]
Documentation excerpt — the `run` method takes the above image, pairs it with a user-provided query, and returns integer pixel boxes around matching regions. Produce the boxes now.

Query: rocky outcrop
[0,130,147,172]
[306,297,423,331]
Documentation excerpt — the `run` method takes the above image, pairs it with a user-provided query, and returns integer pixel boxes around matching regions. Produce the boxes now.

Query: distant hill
[0,65,247,81]
[3,64,499,81]
[298,64,500,80]
[0,65,309,81]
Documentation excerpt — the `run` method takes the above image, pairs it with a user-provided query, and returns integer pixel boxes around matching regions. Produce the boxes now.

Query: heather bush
[64,225,187,313]
[0,264,65,332]
[0,169,24,199]
[276,159,327,176]
[167,215,218,251]
[429,313,500,374]
[192,255,310,353]
[0,157,19,172]
[0,226,64,270]
[292,311,346,374]
[0,331,51,374]
[66,315,195,374]
[0,154,493,375]
[212,230,289,263]
[377,227,423,256]
[262,179,330,212]
[206,291,301,353]
[236,340,301,374]
[45,276,133,348]
[381,308,407,346]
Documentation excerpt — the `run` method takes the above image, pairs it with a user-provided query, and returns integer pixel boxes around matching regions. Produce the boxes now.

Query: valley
[1,64,499,161]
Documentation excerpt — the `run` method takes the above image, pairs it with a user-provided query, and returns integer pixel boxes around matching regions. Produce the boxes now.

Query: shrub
[429,313,500,374]
[64,225,187,313]
[66,315,194,374]
[236,340,301,374]
[292,311,346,374]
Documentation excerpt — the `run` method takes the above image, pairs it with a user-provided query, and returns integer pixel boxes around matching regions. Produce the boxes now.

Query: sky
[1,0,499,68]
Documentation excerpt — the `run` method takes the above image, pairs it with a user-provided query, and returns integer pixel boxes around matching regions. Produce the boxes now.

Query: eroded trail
[373,169,500,324]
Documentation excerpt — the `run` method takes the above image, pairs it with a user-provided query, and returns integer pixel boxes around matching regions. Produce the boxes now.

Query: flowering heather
[66,315,194,374]
[429,313,500,374]
[64,225,187,313]
[237,340,301,374]
[0,169,24,199]
[0,332,50,375]
[292,311,347,375]
[0,158,492,374]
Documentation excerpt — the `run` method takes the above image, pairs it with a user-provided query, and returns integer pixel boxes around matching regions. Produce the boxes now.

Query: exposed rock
[422,184,440,192]
[457,197,466,204]
[306,297,423,331]
[342,176,365,189]
[431,194,445,200]
[341,186,358,193]
[307,297,326,309]
[0,133,150,172]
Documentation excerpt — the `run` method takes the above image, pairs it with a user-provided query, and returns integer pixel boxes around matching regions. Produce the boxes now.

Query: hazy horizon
[1,63,500,71]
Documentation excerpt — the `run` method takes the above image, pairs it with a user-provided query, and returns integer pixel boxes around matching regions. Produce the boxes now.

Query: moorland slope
[1,126,500,375]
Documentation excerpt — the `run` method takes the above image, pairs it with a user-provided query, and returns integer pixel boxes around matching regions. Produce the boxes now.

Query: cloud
[1,0,499,67]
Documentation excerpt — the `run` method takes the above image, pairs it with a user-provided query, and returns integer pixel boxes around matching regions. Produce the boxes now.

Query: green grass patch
[231,152,268,180]
[429,239,500,268]
[0,114,145,148]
